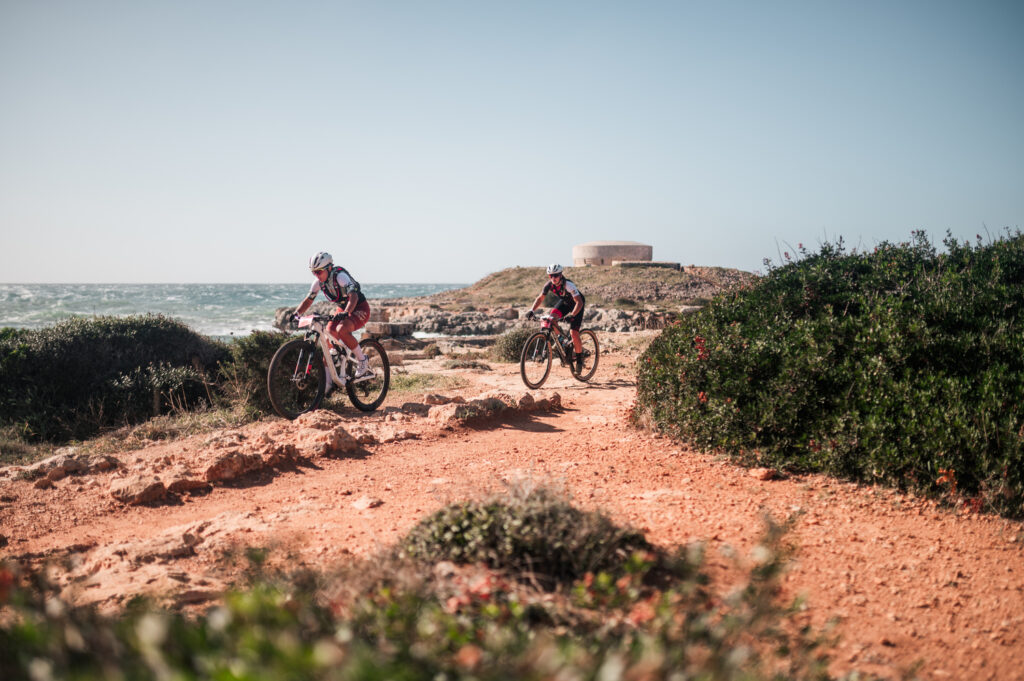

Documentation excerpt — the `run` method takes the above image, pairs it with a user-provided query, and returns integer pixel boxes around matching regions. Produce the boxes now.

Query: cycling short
[336,300,371,331]
[552,300,583,331]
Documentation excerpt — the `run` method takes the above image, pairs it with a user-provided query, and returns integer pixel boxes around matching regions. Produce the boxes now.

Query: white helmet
[546,263,563,275]
[309,251,333,271]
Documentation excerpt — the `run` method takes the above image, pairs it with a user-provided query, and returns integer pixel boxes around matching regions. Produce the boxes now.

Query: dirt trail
[2,345,1023,680]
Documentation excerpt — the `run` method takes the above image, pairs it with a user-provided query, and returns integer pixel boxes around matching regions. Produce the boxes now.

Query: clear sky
[1,1,1021,284]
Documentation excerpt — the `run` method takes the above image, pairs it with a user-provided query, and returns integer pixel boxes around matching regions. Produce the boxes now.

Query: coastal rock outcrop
[273,301,692,337]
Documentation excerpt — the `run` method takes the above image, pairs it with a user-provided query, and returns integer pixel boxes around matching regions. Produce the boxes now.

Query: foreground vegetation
[2,489,861,680]
[636,231,1024,517]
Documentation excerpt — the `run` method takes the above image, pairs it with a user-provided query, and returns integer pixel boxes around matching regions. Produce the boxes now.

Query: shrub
[0,424,41,467]
[0,315,229,442]
[401,486,651,582]
[635,230,1024,517]
[490,326,534,362]
[218,329,291,414]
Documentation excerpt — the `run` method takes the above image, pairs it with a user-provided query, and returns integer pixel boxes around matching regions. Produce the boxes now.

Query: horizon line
[0,281,472,286]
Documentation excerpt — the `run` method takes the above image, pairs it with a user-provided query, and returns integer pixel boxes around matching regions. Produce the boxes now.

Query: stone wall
[572,241,653,266]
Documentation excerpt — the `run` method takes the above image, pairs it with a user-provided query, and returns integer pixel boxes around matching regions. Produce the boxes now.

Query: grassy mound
[422,264,756,311]
[635,231,1024,517]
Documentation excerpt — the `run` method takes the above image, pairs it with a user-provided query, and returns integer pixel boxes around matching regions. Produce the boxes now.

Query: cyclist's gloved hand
[289,313,300,325]
[525,310,535,320]
[562,314,574,324]
[332,312,348,323]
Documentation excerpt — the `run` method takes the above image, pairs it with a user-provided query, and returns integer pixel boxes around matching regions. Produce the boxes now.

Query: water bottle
[560,334,572,352]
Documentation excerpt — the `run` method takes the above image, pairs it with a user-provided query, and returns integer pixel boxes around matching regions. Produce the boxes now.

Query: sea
[0,283,465,340]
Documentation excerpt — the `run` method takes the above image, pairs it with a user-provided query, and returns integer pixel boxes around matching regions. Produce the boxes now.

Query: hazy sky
[1,1,1021,284]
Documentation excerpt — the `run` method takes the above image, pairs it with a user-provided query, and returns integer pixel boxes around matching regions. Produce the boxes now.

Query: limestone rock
[164,467,212,494]
[352,496,384,510]
[424,394,465,405]
[749,467,780,481]
[110,475,167,505]
[88,454,121,473]
[400,402,431,416]
[204,451,263,483]
[24,451,91,481]
[294,414,360,456]
[295,410,346,430]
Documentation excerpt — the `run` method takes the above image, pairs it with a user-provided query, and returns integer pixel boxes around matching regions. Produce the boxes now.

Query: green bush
[218,329,291,415]
[0,315,229,443]
[401,487,651,582]
[635,230,1024,517]
[490,326,534,362]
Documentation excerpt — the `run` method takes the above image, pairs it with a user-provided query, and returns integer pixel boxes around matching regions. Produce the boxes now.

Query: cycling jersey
[542,278,584,307]
[543,277,585,331]
[307,265,367,307]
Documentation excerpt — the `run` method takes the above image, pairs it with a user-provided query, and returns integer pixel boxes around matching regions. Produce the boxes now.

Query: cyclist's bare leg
[327,319,366,359]
[570,328,582,353]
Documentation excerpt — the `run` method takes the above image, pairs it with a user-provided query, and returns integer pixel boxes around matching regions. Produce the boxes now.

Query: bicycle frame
[539,315,574,366]
[297,315,356,387]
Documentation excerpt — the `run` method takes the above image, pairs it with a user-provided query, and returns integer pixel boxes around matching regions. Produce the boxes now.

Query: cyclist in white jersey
[525,264,586,373]
[292,251,372,386]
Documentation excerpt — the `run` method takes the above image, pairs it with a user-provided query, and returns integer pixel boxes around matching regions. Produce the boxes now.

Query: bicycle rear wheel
[571,329,600,382]
[345,338,390,411]
[520,332,552,389]
[267,338,326,419]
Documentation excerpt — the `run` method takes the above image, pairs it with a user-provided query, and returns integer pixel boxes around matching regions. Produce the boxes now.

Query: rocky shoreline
[274,299,698,337]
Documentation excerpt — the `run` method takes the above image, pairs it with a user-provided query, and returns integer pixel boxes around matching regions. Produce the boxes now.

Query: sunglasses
[312,268,327,274]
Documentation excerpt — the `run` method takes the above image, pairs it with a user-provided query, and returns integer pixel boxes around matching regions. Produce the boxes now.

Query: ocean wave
[0,282,465,336]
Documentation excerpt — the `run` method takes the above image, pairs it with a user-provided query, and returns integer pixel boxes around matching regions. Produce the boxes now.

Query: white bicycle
[267,314,390,418]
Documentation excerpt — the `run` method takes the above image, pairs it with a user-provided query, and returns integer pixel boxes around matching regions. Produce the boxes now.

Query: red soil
[2,341,1022,680]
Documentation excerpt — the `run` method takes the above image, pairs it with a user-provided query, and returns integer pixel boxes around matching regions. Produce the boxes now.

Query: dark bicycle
[266,314,390,418]
[519,314,599,389]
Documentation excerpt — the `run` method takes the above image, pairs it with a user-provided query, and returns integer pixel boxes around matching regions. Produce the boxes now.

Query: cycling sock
[353,346,367,361]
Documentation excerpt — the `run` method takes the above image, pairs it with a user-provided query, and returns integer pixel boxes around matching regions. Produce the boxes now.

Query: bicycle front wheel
[571,329,600,382]
[267,339,326,419]
[520,332,552,389]
[345,338,390,411]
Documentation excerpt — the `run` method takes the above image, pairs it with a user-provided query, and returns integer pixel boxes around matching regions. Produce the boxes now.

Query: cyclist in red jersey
[525,264,586,373]
[292,251,372,385]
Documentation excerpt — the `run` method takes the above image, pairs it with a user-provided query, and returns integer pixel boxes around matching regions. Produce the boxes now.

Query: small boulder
[204,451,263,482]
[401,402,431,416]
[296,426,360,457]
[749,467,780,481]
[88,455,121,473]
[165,467,212,494]
[110,475,167,505]
[352,496,383,510]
